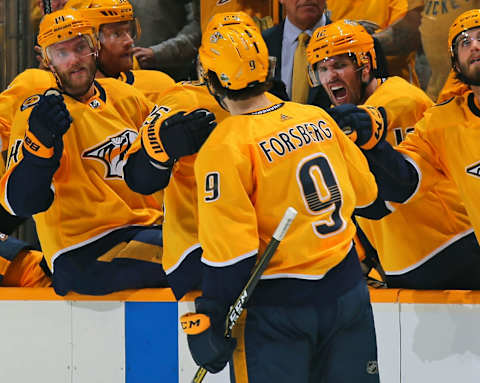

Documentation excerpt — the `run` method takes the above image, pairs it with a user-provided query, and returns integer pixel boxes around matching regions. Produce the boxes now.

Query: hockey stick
[42,0,52,14]
[191,206,298,383]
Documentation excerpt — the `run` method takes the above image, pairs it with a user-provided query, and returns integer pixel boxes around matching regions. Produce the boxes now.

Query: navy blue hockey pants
[229,280,380,383]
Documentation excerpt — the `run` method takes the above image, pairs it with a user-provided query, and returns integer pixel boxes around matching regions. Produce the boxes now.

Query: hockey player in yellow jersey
[124,12,275,300]
[0,0,174,239]
[179,15,383,382]
[327,0,420,86]
[0,9,210,296]
[323,11,480,287]
[397,9,480,243]
[63,0,175,103]
[308,20,480,289]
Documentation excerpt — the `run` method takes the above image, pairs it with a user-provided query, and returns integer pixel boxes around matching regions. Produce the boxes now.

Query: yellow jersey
[357,77,474,274]
[125,82,282,298]
[195,101,378,281]
[1,77,161,269]
[117,69,175,105]
[398,91,480,243]
[327,0,419,86]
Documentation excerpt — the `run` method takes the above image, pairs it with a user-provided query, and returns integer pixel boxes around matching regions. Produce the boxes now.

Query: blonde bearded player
[0,0,174,270]
[324,10,480,269]
[63,0,175,104]
[309,20,480,289]
[178,14,386,382]
[0,9,209,296]
[124,11,281,300]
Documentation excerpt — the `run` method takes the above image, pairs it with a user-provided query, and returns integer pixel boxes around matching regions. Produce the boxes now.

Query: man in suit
[262,0,331,107]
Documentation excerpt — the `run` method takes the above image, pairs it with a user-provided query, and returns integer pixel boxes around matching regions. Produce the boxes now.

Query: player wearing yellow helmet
[123,11,283,301]
[1,8,184,295]
[179,13,382,382]
[325,10,480,266]
[310,20,480,290]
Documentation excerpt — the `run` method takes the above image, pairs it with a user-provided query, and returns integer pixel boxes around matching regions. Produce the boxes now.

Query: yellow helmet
[38,8,97,65]
[306,19,376,86]
[64,0,140,38]
[448,9,480,60]
[198,21,270,90]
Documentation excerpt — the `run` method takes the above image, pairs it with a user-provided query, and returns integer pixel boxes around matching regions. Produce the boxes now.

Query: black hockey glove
[181,297,236,374]
[327,104,387,150]
[25,90,72,159]
[160,108,216,160]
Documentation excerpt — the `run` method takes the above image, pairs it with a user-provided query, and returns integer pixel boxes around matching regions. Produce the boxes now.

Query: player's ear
[360,60,372,83]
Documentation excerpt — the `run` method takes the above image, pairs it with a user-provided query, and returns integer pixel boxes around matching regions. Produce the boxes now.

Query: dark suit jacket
[262,18,332,109]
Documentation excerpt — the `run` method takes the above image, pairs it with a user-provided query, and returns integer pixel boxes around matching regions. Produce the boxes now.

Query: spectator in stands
[262,0,331,106]
[319,18,480,289]
[131,0,201,81]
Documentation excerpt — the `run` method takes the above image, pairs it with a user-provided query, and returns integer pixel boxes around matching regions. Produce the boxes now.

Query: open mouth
[470,57,480,65]
[330,85,347,103]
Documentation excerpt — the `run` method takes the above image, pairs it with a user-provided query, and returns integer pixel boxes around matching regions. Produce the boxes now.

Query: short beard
[53,58,97,99]
[455,61,480,86]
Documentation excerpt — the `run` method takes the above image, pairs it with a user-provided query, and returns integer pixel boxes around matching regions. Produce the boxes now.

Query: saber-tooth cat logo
[82,130,138,179]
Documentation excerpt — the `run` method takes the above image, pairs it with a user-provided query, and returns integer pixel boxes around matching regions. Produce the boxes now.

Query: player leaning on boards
[0,9,201,296]
[0,0,175,278]
[324,9,480,259]
[307,20,480,289]
[180,14,386,383]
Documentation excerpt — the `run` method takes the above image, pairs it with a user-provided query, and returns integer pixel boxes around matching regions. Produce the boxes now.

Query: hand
[132,47,156,68]
[181,297,236,373]
[160,109,216,159]
[327,104,387,150]
[25,90,72,159]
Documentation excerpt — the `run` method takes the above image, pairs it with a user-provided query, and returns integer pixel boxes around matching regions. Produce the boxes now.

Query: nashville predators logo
[82,130,138,179]
[216,0,231,5]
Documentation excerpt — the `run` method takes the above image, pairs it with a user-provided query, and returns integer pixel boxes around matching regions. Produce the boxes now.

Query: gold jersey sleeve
[195,101,378,279]
[327,0,419,86]
[152,82,231,274]
[118,70,175,105]
[356,77,474,274]
[0,69,58,152]
[128,83,283,274]
[398,92,480,243]
[1,78,161,269]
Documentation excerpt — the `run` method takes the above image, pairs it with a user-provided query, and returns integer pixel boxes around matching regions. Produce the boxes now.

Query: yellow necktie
[291,32,310,104]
